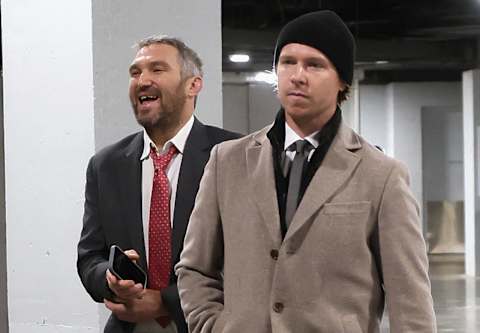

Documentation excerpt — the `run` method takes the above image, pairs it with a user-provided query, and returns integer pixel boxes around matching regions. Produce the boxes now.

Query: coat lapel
[119,132,147,270]
[246,127,283,247]
[171,118,212,264]
[284,124,362,247]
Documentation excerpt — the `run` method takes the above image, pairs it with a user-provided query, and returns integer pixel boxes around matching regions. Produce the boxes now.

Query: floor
[380,254,480,332]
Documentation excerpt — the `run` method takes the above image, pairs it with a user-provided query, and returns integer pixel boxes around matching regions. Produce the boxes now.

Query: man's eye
[130,71,140,77]
[309,63,323,68]
[153,68,165,73]
[281,59,295,65]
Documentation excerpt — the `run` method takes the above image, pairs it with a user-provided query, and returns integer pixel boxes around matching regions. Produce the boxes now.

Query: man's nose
[290,65,307,85]
[138,72,153,87]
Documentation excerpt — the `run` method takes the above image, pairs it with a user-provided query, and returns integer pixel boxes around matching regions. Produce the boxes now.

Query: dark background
[222,0,480,83]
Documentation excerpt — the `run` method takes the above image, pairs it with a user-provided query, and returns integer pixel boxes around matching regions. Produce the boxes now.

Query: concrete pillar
[2,0,96,332]
[1,0,222,331]
[462,69,480,276]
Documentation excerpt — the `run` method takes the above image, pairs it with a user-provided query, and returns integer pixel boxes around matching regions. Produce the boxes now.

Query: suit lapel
[119,132,147,270]
[284,124,362,245]
[171,119,212,264]
[246,127,283,246]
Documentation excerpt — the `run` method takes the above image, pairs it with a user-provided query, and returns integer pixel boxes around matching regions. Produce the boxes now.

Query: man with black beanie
[176,10,436,332]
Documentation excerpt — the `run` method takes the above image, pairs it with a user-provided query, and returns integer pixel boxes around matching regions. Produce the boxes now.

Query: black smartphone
[108,245,147,288]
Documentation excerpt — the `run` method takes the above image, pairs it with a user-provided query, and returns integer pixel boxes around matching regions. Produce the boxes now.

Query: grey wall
[359,85,388,150]
[357,82,462,220]
[422,107,463,202]
[223,79,279,133]
[387,82,462,211]
[223,83,249,134]
[93,0,223,150]
[248,83,280,132]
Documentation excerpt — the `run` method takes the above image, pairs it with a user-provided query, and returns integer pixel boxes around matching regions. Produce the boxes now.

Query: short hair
[337,85,350,104]
[135,35,203,79]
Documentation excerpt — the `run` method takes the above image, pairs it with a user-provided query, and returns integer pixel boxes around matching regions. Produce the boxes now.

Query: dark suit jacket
[77,118,241,333]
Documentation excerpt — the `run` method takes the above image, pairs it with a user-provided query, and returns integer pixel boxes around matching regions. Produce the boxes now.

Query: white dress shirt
[134,116,194,333]
[284,121,319,162]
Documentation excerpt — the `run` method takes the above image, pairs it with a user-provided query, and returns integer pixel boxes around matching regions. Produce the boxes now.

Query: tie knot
[150,144,178,171]
[290,140,314,156]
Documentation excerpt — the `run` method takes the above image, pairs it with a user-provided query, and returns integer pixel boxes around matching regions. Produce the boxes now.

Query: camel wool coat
[176,122,436,333]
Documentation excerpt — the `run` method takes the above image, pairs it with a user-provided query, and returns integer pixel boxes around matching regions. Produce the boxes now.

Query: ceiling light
[375,60,389,65]
[229,54,250,63]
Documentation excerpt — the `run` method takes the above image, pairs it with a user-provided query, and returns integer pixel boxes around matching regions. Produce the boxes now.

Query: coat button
[270,249,279,260]
[273,302,284,313]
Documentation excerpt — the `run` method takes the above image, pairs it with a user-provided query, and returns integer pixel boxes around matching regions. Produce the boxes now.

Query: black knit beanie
[273,10,355,85]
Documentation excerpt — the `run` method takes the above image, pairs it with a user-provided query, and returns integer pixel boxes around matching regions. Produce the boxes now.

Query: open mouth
[138,95,159,104]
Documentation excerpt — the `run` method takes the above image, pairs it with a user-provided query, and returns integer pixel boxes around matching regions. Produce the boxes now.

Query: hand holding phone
[108,245,147,288]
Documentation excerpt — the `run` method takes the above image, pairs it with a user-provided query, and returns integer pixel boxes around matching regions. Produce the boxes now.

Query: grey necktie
[285,140,314,228]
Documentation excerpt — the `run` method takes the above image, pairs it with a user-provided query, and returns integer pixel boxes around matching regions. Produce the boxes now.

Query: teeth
[139,96,158,103]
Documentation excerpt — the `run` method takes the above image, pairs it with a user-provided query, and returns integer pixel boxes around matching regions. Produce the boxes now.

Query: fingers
[104,298,126,312]
[104,290,165,323]
[107,269,135,288]
[107,269,133,289]
[124,249,140,262]
[106,269,144,300]
[133,285,146,299]
[104,299,135,323]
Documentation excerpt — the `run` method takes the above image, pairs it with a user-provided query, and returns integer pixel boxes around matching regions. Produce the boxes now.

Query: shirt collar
[284,122,320,151]
[140,115,195,160]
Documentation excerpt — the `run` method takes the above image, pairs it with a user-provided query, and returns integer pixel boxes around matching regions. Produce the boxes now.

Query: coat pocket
[321,202,371,242]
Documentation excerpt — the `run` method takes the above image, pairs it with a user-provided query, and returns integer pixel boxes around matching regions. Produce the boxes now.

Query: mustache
[136,85,162,97]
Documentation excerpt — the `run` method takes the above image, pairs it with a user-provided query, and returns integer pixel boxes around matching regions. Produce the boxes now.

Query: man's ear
[186,76,203,98]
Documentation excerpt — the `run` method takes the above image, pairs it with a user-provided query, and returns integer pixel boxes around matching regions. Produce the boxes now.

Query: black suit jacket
[77,118,241,333]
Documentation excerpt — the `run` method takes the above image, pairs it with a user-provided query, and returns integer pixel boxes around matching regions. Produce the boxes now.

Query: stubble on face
[132,79,187,132]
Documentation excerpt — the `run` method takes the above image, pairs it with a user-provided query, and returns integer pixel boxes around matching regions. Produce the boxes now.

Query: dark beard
[134,82,187,132]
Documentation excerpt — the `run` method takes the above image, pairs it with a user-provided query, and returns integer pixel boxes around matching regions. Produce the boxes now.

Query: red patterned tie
[148,144,177,327]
